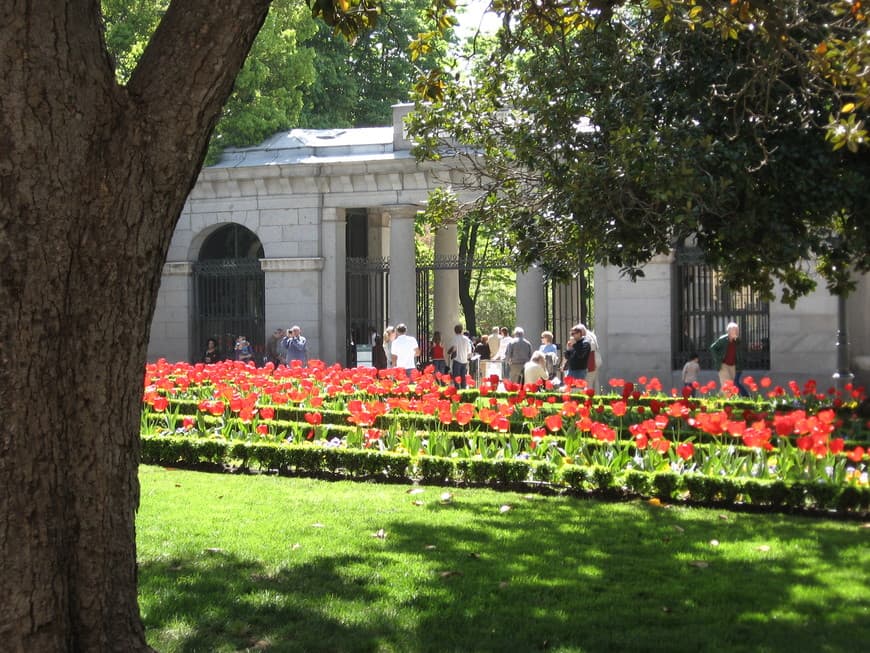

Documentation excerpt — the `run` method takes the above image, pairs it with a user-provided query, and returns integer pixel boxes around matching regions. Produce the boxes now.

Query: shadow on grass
[139,552,389,653]
[383,497,869,653]
[140,494,869,653]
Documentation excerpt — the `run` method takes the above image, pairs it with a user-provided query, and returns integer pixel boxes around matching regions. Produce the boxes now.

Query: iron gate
[416,254,519,362]
[545,268,593,351]
[192,258,265,363]
[672,247,770,370]
[346,257,390,364]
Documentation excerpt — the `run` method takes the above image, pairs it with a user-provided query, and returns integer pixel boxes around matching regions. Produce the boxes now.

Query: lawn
[137,466,869,653]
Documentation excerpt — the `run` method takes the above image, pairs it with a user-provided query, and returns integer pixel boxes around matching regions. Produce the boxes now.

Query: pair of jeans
[452,360,468,389]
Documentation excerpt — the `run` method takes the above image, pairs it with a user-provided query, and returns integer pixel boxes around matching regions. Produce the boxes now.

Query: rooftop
[211,126,407,168]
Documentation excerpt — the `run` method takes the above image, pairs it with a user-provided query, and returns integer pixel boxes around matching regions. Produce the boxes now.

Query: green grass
[137,466,869,653]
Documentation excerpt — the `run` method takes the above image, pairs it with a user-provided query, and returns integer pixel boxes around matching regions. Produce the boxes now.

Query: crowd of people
[201,326,310,367]
[202,320,606,391]
[370,321,606,391]
[201,318,751,397]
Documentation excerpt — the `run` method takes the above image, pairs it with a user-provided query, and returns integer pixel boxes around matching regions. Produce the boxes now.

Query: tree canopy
[409,1,870,304]
[299,0,448,128]
[104,0,450,156]
[104,0,317,158]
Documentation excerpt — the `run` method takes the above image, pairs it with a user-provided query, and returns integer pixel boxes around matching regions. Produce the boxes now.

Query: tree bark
[0,1,271,649]
[458,218,479,336]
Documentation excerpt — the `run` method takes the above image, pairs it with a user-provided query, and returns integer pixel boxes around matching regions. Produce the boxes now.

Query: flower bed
[141,359,870,512]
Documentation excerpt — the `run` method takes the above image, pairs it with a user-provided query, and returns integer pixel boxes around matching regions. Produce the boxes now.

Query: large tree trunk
[0,1,271,649]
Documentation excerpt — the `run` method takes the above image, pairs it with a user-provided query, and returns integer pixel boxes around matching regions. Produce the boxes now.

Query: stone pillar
[367,208,389,259]
[593,262,608,377]
[262,257,325,360]
[320,207,347,365]
[516,266,546,343]
[434,222,460,339]
[392,103,414,151]
[847,272,870,388]
[387,207,418,335]
[149,261,193,362]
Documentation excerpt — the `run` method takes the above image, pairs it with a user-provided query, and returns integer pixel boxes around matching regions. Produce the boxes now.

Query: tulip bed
[141,359,870,513]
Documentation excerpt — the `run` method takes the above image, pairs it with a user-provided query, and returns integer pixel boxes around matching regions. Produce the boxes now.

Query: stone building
[149,104,869,389]
[149,104,556,368]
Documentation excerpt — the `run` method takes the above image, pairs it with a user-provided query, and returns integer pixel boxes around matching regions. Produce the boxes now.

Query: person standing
[383,326,397,368]
[447,323,473,389]
[493,326,511,361]
[564,324,591,382]
[506,327,533,384]
[710,322,748,396]
[430,331,448,377]
[538,331,558,356]
[265,327,284,367]
[202,338,221,364]
[488,327,501,359]
[681,352,701,397]
[475,334,490,359]
[286,325,309,366]
[390,323,420,378]
[585,328,602,392]
[234,335,253,363]
[538,330,559,379]
[372,334,388,370]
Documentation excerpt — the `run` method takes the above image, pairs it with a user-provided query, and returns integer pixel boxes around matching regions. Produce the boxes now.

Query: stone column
[262,257,325,360]
[367,208,389,259]
[387,206,418,335]
[149,261,193,362]
[847,272,870,389]
[515,266,546,343]
[320,207,347,365]
[434,222,460,339]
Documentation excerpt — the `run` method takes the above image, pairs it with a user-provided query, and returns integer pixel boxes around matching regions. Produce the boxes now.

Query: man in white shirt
[390,323,420,378]
[488,326,501,359]
[447,323,473,389]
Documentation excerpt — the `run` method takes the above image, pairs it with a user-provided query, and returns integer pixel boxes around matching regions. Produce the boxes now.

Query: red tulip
[304,412,323,426]
[544,414,563,433]
[676,442,694,460]
[611,401,627,417]
[652,439,671,453]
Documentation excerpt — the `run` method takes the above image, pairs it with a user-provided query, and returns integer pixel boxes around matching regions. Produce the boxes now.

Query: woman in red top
[430,331,448,379]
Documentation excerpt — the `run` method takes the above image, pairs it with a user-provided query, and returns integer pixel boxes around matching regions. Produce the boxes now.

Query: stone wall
[595,257,869,391]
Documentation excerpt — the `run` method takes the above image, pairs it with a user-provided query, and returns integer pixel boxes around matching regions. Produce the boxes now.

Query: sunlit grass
[137,466,869,652]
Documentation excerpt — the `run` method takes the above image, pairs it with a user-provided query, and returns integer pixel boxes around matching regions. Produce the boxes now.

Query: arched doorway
[192,224,266,363]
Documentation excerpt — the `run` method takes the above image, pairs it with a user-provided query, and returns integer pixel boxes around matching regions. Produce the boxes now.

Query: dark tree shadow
[138,552,389,652]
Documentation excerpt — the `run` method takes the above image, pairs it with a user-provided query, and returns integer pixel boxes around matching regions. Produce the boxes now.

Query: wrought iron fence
[346,257,389,365]
[415,254,516,362]
[672,248,770,370]
[192,258,265,363]
[545,269,593,352]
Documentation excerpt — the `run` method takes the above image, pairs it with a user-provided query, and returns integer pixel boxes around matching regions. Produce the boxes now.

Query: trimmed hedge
[141,434,870,513]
